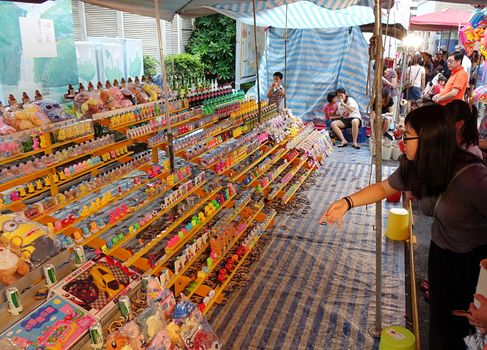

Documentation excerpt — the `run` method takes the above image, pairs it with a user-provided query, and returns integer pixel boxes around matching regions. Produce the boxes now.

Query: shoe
[384,131,394,141]
[352,144,361,149]
[338,143,348,148]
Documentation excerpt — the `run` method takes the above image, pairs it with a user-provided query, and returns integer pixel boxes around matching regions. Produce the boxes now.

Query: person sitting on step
[331,87,362,149]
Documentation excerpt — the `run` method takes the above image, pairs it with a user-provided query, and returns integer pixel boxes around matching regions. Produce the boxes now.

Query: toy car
[88,264,125,299]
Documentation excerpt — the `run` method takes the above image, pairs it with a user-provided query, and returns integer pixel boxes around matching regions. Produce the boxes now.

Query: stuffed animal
[128,84,149,104]
[74,91,104,118]
[106,321,145,350]
[0,213,60,267]
[3,104,51,131]
[34,99,74,123]
[105,331,132,350]
[0,242,30,285]
[110,87,133,108]
[100,89,122,110]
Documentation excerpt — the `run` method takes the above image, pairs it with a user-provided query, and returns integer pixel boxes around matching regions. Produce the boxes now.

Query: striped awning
[207,1,375,29]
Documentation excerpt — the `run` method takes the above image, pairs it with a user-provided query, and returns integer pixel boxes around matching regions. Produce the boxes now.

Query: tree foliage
[143,55,159,78]
[165,54,205,85]
[186,15,236,83]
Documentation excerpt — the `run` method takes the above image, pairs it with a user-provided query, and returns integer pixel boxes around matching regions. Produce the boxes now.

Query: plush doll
[142,84,158,102]
[100,89,122,110]
[110,87,133,108]
[0,117,16,135]
[34,99,74,123]
[128,84,150,104]
[74,91,104,118]
[3,104,51,131]
[0,213,60,267]
[121,88,137,106]
[0,242,30,285]
[105,331,132,350]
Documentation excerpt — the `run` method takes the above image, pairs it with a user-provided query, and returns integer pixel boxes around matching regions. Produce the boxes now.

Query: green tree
[186,15,236,83]
[143,55,159,77]
[165,54,204,87]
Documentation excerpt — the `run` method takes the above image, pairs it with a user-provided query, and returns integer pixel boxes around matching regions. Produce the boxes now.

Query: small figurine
[105,80,111,88]
[54,220,62,231]
[27,183,35,193]
[78,83,85,92]
[35,179,43,190]
[43,176,51,187]
[51,173,59,183]
[59,171,66,181]
[21,92,30,104]
[73,229,84,242]
[113,79,119,87]
[96,218,105,228]
[19,187,27,197]
[121,78,126,87]
[8,94,18,108]
[89,221,99,233]
[87,82,95,92]
[80,206,90,217]
[34,90,43,101]
[96,82,103,90]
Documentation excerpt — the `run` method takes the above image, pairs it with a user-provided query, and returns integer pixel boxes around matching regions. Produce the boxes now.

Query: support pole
[252,0,262,122]
[447,27,452,52]
[373,0,384,337]
[155,0,175,173]
[284,4,288,109]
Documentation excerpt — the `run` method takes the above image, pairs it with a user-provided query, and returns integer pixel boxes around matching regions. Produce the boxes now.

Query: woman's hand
[466,294,487,334]
[319,199,349,228]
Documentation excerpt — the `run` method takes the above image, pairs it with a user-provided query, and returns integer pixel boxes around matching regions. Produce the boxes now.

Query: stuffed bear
[0,242,30,285]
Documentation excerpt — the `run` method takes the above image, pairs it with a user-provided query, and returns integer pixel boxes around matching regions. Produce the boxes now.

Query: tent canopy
[81,0,397,22]
[409,8,471,31]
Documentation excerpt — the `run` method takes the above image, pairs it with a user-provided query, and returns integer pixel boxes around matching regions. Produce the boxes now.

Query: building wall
[71,0,194,59]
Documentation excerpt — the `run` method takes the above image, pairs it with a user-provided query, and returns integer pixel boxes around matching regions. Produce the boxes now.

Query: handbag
[403,66,421,91]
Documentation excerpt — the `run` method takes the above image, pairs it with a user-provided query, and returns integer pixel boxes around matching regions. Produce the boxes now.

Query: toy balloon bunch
[459,8,487,58]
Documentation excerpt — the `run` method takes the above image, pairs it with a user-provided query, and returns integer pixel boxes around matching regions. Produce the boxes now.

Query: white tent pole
[155,0,175,172]
[284,4,288,108]
[373,0,384,337]
[252,0,262,122]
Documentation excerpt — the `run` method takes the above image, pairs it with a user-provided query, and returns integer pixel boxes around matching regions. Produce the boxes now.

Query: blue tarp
[252,26,370,120]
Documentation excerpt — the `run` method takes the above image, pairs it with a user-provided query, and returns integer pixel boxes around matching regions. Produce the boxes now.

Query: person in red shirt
[432,52,468,105]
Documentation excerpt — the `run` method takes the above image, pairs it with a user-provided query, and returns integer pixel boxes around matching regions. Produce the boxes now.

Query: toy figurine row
[242,148,287,186]
[281,162,316,203]
[126,117,166,139]
[296,129,334,161]
[267,154,309,199]
[165,183,236,252]
[1,151,153,217]
[96,169,203,255]
[255,149,300,193]
[108,101,166,128]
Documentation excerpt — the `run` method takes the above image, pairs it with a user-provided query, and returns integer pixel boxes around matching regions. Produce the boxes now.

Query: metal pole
[284,4,288,109]
[447,27,452,52]
[155,0,175,173]
[252,0,262,122]
[408,202,421,350]
[373,0,383,337]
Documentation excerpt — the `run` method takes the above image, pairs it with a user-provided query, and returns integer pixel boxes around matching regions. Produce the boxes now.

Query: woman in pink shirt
[323,92,338,129]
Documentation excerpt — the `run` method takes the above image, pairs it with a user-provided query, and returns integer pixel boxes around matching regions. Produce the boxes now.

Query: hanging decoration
[459,7,487,58]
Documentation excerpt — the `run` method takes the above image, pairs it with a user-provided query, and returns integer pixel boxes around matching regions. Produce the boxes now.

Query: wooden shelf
[53,168,169,236]
[267,157,307,200]
[105,180,214,260]
[244,148,289,188]
[80,173,192,247]
[147,190,236,275]
[185,203,264,299]
[281,164,315,204]
[0,133,95,167]
[259,153,300,192]
[122,183,218,268]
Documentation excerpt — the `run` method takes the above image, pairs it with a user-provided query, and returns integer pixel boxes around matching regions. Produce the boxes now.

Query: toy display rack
[0,91,325,348]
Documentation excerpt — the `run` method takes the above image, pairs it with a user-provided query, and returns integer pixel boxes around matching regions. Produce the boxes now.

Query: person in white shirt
[456,45,472,75]
[331,87,362,149]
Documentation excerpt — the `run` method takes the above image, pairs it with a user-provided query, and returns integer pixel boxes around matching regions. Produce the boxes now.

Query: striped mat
[210,148,406,349]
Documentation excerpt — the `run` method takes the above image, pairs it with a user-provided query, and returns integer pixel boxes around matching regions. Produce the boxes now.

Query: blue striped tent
[206,1,373,120]
[249,26,370,120]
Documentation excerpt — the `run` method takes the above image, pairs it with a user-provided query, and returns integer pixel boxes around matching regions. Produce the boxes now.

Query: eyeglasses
[401,135,419,143]
[446,59,456,63]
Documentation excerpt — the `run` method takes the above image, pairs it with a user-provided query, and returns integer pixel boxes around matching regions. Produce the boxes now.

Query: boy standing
[267,72,285,112]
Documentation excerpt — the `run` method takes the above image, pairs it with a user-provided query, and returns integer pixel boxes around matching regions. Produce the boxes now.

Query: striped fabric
[210,151,405,349]
[209,2,375,29]
[209,0,374,13]
[250,26,370,120]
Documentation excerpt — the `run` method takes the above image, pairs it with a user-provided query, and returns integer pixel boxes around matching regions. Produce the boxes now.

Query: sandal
[338,143,348,148]
[352,144,361,149]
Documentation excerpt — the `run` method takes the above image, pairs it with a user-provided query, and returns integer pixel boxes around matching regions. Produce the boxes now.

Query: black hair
[381,88,391,106]
[273,72,283,80]
[449,51,463,62]
[336,88,348,103]
[438,75,447,82]
[399,104,458,198]
[327,92,336,103]
[445,100,480,148]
